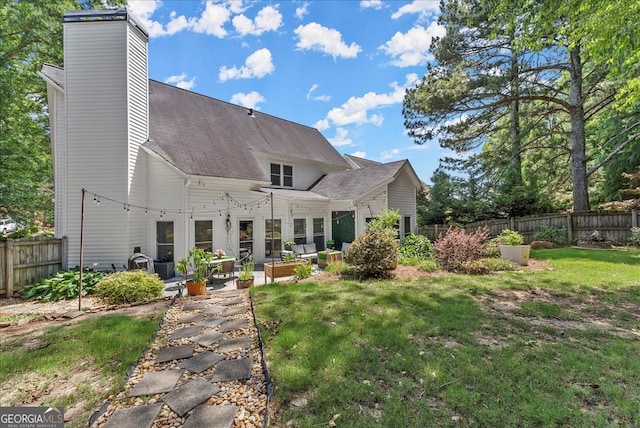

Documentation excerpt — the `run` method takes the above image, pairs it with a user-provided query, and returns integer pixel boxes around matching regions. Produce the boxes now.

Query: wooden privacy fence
[418,210,639,244]
[1,237,67,297]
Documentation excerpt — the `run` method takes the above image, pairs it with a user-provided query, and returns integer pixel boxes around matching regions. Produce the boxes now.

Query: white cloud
[295,2,310,19]
[391,0,440,19]
[314,118,330,131]
[360,0,384,10]
[294,23,361,59]
[233,5,283,35]
[379,23,446,67]
[306,84,331,102]
[165,13,190,35]
[219,48,275,81]
[327,127,352,147]
[164,73,196,90]
[318,74,418,128]
[380,148,400,161]
[351,150,367,158]
[230,91,266,109]
[189,1,231,37]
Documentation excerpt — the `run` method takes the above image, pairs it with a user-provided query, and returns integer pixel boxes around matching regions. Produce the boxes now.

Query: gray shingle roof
[39,66,421,200]
[146,80,349,180]
[310,160,411,200]
[344,154,382,169]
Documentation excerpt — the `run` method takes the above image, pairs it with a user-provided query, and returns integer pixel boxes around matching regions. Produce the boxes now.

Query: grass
[253,247,640,427]
[0,311,163,428]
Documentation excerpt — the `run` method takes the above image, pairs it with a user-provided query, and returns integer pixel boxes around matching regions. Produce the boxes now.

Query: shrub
[367,209,401,232]
[94,270,165,305]
[534,226,567,246]
[483,238,501,258]
[293,262,313,280]
[345,228,399,279]
[630,227,640,246]
[461,257,518,274]
[22,268,108,302]
[495,229,525,245]
[325,261,351,276]
[418,259,440,273]
[433,227,489,272]
[399,233,433,260]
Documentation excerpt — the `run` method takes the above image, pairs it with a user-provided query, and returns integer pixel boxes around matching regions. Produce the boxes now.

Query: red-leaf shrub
[433,226,490,272]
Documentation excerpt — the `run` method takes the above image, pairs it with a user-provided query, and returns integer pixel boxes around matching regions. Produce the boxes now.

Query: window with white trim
[271,163,293,187]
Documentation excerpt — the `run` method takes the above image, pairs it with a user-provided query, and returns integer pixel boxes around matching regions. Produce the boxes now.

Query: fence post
[632,210,638,229]
[5,239,13,296]
[510,217,515,230]
[566,213,573,244]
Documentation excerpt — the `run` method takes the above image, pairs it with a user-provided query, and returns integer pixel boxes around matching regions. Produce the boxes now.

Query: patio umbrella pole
[78,188,86,311]
[270,192,274,283]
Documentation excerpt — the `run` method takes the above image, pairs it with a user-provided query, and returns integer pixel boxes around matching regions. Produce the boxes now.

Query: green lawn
[0,311,163,428]
[253,247,640,427]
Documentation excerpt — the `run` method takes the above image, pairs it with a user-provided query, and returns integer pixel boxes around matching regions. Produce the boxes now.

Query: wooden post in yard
[566,212,573,244]
[78,189,86,311]
[6,239,13,297]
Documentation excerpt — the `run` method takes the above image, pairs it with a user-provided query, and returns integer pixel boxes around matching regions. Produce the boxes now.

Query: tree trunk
[568,46,590,212]
[509,49,523,186]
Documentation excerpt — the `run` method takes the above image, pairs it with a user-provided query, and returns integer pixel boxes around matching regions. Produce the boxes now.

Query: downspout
[183,178,192,258]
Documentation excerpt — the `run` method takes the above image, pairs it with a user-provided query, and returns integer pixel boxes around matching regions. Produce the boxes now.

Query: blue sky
[127,0,447,183]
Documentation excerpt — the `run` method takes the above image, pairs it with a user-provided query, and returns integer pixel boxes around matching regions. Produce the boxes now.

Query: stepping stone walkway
[91,289,268,428]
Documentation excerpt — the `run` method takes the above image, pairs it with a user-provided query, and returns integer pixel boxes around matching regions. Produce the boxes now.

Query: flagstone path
[91,289,268,428]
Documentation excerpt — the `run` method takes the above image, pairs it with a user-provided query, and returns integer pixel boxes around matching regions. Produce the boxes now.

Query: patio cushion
[303,243,317,254]
[291,244,306,255]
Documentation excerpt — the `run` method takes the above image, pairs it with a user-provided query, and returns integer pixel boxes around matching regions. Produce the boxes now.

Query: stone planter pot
[499,245,531,266]
[236,277,254,289]
[186,280,207,296]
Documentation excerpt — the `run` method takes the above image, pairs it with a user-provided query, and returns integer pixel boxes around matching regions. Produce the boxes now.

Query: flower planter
[236,277,254,289]
[499,245,531,266]
[264,260,309,282]
[318,251,343,269]
[186,280,207,296]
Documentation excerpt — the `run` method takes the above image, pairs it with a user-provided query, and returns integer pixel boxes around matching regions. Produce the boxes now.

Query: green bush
[399,233,433,260]
[345,228,399,279]
[325,261,351,276]
[460,258,518,275]
[418,259,440,273]
[22,268,108,301]
[94,270,165,305]
[495,229,525,245]
[534,225,568,245]
[294,262,313,280]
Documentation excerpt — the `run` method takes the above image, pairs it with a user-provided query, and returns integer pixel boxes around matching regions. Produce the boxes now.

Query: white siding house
[40,8,422,274]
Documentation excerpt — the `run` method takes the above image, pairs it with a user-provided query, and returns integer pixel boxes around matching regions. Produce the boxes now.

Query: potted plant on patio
[176,247,213,295]
[236,255,255,289]
[326,239,335,250]
[496,229,530,266]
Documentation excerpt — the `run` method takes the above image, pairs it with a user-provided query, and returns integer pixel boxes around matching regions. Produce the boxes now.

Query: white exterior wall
[127,25,149,257]
[146,156,185,260]
[254,153,347,190]
[63,18,148,269]
[388,168,417,235]
[46,86,66,238]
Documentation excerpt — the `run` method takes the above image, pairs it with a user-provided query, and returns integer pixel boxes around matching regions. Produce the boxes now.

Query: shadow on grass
[253,275,640,427]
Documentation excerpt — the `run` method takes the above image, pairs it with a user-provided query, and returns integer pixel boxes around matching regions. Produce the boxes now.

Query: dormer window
[271,163,293,187]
